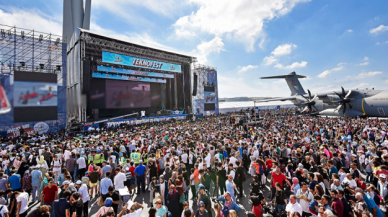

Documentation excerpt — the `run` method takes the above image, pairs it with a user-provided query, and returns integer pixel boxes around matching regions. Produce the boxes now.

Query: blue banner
[97,65,174,78]
[92,72,167,83]
[102,51,182,73]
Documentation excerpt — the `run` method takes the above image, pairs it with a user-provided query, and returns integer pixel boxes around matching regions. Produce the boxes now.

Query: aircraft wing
[255,96,297,103]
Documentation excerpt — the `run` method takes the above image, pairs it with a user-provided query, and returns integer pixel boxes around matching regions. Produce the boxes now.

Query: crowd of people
[0,108,388,217]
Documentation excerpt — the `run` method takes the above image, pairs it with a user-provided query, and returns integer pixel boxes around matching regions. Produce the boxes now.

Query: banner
[97,65,174,78]
[105,115,188,127]
[102,51,182,73]
[92,72,167,83]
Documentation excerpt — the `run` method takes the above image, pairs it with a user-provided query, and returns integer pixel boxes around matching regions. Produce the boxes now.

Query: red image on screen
[105,80,150,109]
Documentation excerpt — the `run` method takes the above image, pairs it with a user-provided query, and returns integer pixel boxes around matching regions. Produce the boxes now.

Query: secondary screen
[14,81,57,107]
[105,80,151,109]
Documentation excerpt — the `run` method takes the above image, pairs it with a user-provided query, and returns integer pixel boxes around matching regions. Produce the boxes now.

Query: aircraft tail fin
[261,71,307,96]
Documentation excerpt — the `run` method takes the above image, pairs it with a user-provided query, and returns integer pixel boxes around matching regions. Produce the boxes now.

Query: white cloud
[192,36,224,63]
[354,83,370,89]
[271,43,297,56]
[337,62,347,66]
[263,56,278,65]
[317,65,344,78]
[93,0,181,18]
[218,76,262,97]
[274,61,307,69]
[238,65,258,73]
[357,71,383,78]
[0,8,62,35]
[173,0,310,51]
[346,29,353,33]
[263,43,300,66]
[363,57,369,61]
[90,22,175,51]
[359,62,369,66]
[175,29,196,38]
[376,41,388,45]
[370,25,388,34]
[385,80,388,84]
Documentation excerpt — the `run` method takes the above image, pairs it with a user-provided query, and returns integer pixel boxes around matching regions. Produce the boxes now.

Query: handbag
[97,196,105,206]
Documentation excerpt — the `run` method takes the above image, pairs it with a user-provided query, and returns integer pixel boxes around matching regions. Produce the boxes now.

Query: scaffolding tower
[0,24,65,77]
[192,63,217,114]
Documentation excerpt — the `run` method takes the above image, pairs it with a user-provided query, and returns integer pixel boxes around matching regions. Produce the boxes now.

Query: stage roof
[78,28,193,59]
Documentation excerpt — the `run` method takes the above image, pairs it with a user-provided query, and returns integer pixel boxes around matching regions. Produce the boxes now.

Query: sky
[0,0,387,98]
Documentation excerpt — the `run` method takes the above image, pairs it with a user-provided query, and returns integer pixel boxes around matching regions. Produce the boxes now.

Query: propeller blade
[312,105,318,112]
[302,106,309,112]
[345,89,352,99]
[347,102,353,109]
[341,86,345,97]
[311,93,318,102]
[300,94,309,101]
[335,105,342,111]
[333,91,344,100]
[308,105,312,114]
[342,103,346,114]
[308,89,312,100]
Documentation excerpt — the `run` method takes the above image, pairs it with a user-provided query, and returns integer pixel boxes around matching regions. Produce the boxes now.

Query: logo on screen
[114,55,123,62]
[170,65,175,71]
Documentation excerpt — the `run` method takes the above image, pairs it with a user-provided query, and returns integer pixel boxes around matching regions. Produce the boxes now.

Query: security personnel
[88,150,95,164]
[141,149,148,164]
[131,149,141,164]
[94,150,104,167]
[134,160,146,194]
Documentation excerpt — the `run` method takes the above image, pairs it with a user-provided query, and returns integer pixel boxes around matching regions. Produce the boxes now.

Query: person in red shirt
[128,161,136,193]
[265,157,272,175]
[271,167,291,200]
[41,178,58,216]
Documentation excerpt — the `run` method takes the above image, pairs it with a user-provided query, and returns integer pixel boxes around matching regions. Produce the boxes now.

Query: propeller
[333,86,353,114]
[300,89,318,114]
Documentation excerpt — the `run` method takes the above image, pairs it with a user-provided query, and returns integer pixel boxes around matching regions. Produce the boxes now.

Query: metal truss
[82,32,194,65]
[0,24,65,75]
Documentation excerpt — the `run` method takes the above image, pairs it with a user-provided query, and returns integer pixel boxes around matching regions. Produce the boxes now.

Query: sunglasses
[155,203,161,205]
[199,205,205,208]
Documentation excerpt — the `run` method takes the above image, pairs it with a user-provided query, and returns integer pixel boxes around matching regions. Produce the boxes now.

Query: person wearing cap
[134,160,146,194]
[194,201,209,217]
[101,161,112,179]
[377,174,388,198]
[75,180,89,217]
[93,197,114,217]
[58,180,71,199]
[106,185,120,215]
[117,201,144,217]
[197,184,212,215]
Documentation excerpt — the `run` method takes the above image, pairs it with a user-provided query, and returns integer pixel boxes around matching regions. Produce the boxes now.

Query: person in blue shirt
[328,160,338,180]
[355,188,384,217]
[8,171,22,191]
[31,166,43,203]
[100,171,113,201]
[134,160,146,194]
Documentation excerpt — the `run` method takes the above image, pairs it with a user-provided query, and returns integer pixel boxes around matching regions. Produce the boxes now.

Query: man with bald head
[226,174,236,201]
[154,199,168,217]
[286,195,302,217]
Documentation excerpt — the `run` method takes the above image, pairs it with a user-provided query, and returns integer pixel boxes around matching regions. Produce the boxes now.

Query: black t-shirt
[217,169,227,184]
[70,199,83,217]
[275,190,286,205]
[110,191,120,211]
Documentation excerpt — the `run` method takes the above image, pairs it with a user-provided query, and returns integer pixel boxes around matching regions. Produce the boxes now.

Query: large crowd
[0,108,388,217]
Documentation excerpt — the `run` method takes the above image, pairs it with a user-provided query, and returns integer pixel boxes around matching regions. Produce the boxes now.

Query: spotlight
[1,29,5,38]
[39,63,44,69]
[19,62,25,67]
[39,34,43,42]
[55,38,60,45]
[56,65,61,71]
[21,31,25,39]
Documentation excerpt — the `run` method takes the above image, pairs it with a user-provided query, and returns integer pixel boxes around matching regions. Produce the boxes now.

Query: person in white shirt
[181,152,188,164]
[114,168,126,191]
[16,191,29,217]
[51,155,62,182]
[0,204,8,217]
[75,180,90,217]
[205,152,211,168]
[286,195,303,217]
[295,182,314,215]
[118,201,144,217]
[229,152,238,168]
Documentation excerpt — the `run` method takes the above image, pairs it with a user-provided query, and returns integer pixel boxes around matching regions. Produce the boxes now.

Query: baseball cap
[199,184,205,190]
[102,161,108,164]
[76,180,82,185]
[105,197,113,207]
[63,181,70,185]
[380,174,387,179]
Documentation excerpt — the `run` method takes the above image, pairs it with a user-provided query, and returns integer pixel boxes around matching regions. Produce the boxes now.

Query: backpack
[8,158,15,168]
[191,154,197,165]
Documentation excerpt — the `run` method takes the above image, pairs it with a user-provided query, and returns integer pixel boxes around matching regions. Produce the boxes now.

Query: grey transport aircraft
[256,71,388,117]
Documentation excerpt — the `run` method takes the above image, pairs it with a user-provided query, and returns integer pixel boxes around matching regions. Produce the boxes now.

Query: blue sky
[0,0,387,98]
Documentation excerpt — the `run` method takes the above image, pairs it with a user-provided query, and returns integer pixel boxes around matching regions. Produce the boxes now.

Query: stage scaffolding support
[192,63,216,114]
